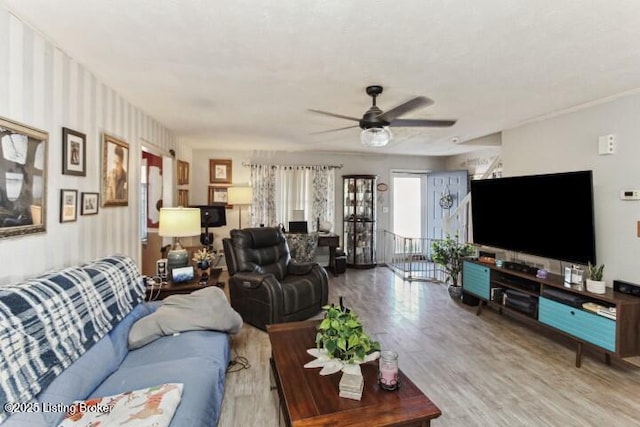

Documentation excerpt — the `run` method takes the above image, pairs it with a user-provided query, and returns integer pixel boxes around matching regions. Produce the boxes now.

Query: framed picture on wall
[177,160,189,185]
[60,189,78,223]
[208,186,232,207]
[62,127,86,176]
[0,115,48,239]
[101,133,129,207]
[178,189,189,207]
[81,192,99,215]
[209,159,232,184]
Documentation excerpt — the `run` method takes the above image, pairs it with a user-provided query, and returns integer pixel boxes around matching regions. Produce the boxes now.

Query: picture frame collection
[0,113,198,237]
[208,159,232,207]
[0,114,132,237]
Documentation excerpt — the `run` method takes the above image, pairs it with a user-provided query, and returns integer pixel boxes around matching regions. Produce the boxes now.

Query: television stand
[463,260,640,368]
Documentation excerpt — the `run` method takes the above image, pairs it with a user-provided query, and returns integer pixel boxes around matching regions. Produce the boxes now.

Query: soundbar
[502,261,539,276]
[613,280,640,297]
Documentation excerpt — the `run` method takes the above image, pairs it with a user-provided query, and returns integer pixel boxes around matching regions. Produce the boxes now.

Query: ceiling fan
[309,85,456,147]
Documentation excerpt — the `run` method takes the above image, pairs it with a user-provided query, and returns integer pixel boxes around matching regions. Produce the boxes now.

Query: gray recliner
[223,227,329,331]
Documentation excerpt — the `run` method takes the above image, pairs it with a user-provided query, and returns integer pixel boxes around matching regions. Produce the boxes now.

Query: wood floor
[217,267,640,426]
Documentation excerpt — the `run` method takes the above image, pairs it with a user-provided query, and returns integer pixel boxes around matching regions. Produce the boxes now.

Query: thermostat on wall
[620,189,640,200]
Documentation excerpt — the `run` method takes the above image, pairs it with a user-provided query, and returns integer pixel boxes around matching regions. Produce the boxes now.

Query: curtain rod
[242,162,343,169]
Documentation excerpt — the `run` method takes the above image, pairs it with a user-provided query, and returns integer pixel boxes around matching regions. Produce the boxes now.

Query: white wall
[0,8,178,284]
[502,93,640,284]
[189,148,447,250]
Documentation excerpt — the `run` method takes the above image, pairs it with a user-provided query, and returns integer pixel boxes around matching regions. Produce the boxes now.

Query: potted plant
[585,262,605,294]
[431,233,475,299]
[315,303,380,364]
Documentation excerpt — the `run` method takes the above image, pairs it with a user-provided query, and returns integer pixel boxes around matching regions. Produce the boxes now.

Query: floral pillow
[287,232,319,262]
[59,383,183,427]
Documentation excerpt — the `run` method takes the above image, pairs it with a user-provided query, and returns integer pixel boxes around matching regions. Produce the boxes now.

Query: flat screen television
[470,170,596,265]
[191,204,227,228]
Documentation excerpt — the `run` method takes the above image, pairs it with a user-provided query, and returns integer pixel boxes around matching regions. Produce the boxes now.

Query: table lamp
[158,207,201,273]
[227,186,253,229]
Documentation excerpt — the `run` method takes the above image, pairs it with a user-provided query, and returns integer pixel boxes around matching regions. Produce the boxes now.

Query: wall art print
[101,133,129,207]
[0,115,47,239]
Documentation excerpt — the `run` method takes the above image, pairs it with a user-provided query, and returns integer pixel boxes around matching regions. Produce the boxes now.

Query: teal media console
[462,260,640,367]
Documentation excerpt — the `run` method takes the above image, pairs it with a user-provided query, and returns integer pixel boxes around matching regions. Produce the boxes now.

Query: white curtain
[248,164,336,231]
[249,164,277,227]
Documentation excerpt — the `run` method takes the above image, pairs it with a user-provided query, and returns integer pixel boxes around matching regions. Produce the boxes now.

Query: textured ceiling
[5,0,640,156]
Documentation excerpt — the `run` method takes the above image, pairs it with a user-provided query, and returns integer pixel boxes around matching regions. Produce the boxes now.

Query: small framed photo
[81,192,99,215]
[209,159,232,184]
[178,189,189,207]
[60,189,78,223]
[177,160,189,185]
[62,127,86,176]
[171,265,195,283]
[208,186,232,207]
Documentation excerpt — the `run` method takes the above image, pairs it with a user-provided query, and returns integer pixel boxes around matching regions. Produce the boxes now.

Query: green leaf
[337,338,347,351]
[348,334,359,348]
[346,319,359,328]
[331,319,340,330]
[325,340,336,354]
[319,318,331,330]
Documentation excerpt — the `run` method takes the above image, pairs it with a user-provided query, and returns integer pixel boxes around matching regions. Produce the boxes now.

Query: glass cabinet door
[343,175,376,268]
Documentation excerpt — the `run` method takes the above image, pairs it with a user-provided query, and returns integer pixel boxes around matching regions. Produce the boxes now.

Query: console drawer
[463,261,490,300]
[539,297,616,352]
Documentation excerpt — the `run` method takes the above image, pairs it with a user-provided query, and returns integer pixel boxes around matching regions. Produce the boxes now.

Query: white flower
[192,248,213,264]
[304,348,380,376]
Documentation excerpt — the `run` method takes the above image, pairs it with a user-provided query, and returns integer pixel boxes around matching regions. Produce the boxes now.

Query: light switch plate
[598,134,615,155]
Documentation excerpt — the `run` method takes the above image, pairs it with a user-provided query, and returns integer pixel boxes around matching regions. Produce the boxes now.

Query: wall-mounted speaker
[613,280,640,297]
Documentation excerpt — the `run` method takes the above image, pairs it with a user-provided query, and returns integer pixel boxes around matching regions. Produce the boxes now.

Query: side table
[146,268,223,301]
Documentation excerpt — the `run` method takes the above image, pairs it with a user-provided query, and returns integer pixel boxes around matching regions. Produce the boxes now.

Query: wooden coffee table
[267,320,442,426]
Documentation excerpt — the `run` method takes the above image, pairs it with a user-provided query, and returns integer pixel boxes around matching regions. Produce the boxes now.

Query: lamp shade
[228,186,253,205]
[361,127,392,147]
[158,207,201,237]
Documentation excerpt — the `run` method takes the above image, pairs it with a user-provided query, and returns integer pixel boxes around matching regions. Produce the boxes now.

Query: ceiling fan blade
[390,118,457,128]
[310,124,359,135]
[308,109,360,122]
[377,96,434,121]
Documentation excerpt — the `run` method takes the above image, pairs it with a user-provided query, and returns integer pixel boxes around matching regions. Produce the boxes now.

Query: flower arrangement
[192,248,214,266]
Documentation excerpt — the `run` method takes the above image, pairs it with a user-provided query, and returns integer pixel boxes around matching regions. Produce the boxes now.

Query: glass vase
[378,350,400,391]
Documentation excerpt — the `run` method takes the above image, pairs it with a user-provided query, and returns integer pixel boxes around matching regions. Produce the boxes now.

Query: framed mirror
[0,116,48,239]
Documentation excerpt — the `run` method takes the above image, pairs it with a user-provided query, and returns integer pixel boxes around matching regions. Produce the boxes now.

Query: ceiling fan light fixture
[360,126,392,147]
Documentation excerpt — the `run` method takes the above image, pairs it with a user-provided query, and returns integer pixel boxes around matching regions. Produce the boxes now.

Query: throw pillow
[59,383,183,427]
[287,232,319,262]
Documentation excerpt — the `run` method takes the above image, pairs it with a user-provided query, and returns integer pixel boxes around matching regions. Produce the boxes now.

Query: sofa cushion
[109,302,158,363]
[281,274,323,315]
[39,336,117,426]
[92,331,230,427]
[128,287,242,349]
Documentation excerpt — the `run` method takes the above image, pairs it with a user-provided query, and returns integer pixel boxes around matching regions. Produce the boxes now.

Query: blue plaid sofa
[0,255,231,426]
